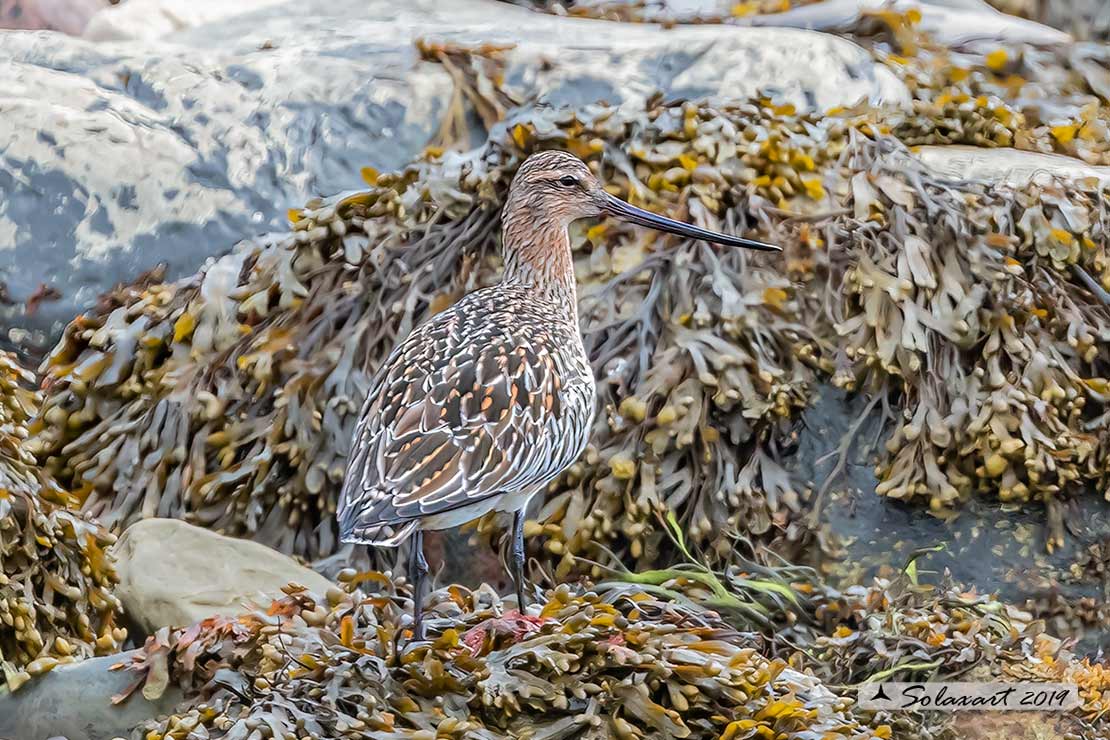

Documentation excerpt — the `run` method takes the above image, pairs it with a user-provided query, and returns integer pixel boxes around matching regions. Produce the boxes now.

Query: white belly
[419,497,503,531]
[419,487,540,532]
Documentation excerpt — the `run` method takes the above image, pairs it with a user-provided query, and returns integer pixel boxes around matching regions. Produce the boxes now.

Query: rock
[795,387,1110,655]
[748,0,1072,48]
[0,0,906,355]
[562,0,1072,46]
[0,650,183,740]
[913,144,1110,187]
[111,518,334,632]
[1034,0,1110,42]
[84,0,292,40]
[0,2,455,355]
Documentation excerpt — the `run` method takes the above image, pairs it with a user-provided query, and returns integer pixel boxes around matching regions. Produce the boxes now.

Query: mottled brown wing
[337,289,582,544]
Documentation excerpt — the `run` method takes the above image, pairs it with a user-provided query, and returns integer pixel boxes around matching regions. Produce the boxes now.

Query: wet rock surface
[83,0,293,40]
[0,0,905,355]
[0,2,454,354]
[518,0,1073,46]
[794,387,1110,655]
[111,518,334,632]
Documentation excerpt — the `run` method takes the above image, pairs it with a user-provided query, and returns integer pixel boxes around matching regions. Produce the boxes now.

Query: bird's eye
[558,175,579,187]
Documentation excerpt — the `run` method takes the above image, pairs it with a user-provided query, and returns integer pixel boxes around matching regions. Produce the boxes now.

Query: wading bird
[338,150,779,639]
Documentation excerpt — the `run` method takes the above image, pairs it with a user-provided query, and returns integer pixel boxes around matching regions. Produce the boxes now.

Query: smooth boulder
[0,651,183,740]
[111,518,333,632]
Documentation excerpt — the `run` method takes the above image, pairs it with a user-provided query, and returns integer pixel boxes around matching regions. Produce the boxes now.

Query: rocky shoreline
[2,0,1110,738]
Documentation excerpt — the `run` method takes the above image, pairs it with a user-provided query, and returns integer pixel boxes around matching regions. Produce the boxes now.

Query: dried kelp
[124,578,890,740]
[507,103,834,575]
[416,40,521,147]
[0,351,41,498]
[0,350,125,691]
[621,549,1110,736]
[805,576,1110,738]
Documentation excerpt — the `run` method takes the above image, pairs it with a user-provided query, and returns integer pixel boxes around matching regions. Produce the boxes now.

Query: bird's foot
[498,609,547,627]
[461,611,549,655]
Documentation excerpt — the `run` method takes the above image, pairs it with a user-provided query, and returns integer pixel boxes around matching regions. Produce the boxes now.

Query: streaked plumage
[338,284,595,545]
[338,150,779,639]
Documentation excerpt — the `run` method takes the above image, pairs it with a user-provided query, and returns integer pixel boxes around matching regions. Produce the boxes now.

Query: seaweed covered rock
[913,145,1110,186]
[521,0,1110,169]
[513,0,1072,47]
[627,557,1110,737]
[828,139,1110,547]
[0,0,903,356]
[27,99,815,562]
[0,350,125,690]
[122,579,888,740]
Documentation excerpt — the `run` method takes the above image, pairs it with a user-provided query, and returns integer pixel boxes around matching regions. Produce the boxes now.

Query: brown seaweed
[123,577,890,740]
[120,561,1110,739]
[0,350,125,690]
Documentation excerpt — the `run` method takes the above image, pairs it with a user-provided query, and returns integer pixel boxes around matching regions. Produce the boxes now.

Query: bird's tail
[339,518,418,547]
[337,492,417,547]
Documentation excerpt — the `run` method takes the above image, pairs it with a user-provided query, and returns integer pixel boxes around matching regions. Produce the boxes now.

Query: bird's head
[506,150,781,252]
[507,150,608,224]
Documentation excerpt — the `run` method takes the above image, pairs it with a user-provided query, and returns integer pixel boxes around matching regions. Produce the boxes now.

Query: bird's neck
[500,209,578,313]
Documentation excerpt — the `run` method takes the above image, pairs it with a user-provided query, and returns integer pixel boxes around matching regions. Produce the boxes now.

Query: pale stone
[0,0,108,34]
[566,0,1072,47]
[913,145,1110,187]
[111,518,333,632]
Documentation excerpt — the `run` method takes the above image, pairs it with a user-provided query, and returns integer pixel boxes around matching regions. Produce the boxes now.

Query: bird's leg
[511,509,527,611]
[408,530,429,641]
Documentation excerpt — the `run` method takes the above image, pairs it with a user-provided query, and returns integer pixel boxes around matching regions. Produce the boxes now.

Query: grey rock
[83,0,293,41]
[0,0,906,354]
[0,2,454,354]
[789,386,1110,655]
[533,0,1072,47]
[1036,0,1110,42]
[0,651,182,740]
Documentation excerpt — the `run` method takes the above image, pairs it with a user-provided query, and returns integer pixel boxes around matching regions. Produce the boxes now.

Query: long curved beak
[603,193,781,252]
